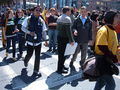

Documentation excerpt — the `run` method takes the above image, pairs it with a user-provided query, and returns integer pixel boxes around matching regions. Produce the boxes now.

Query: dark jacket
[26,15,43,43]
[6,18,16,36]
[15,17,25,35]
[57,14,74,43]
[72,15,92,43]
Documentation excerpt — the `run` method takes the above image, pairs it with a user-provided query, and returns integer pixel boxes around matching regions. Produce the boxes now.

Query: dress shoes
[24,61,28,67]
[56,69,68,74]
[32,72,42,77]
[63,66,69,70]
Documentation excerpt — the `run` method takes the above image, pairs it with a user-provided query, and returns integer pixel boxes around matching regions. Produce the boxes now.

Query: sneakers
[32,72,42,77]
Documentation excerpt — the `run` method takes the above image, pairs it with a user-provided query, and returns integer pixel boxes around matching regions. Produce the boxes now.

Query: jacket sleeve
[88,21,92,41]
[72,19,77,32]
[65,23,74,43]
[98,45,118,63]
[21,17,30,34]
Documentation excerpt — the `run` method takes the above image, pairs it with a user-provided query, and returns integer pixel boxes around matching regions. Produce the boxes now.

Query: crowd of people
[0,5,120,90]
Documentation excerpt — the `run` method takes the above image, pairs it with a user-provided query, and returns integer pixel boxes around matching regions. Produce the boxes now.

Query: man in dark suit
[56,6,75,74]
[70,6,92,69]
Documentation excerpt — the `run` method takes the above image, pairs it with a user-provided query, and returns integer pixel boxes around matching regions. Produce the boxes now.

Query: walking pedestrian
[69,6,92,69]
[21,6,47,77]
[94,11,119,90]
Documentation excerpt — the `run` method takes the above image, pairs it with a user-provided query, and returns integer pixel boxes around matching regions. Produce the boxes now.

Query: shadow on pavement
[0,57,16,66]
[67,66,87,87]
[40,52,52,60]
[46,66,83,89]
[0,47,5,51]
[46,71,65,89]
[5,68,40,90]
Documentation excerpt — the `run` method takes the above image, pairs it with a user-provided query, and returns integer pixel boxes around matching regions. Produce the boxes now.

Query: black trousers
[24,44,41,72]
[6,36,16,58]
[57,36,69,72]
[18,34,26,55]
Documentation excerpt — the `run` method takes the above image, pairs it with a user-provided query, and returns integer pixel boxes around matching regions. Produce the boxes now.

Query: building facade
[0,0,120,11]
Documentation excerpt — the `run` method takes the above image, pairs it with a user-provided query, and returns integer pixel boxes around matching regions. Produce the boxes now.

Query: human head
[62,6,71,16]
[91,12,99,22]
[104,11,119,25]
[16,9,24,18]
[6,9,14,19]
[33,5,42,17]
[50,8,56,15]
[80,6,87,17]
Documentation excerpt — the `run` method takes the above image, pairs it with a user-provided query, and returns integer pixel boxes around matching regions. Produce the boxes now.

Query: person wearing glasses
[21,6,47,77]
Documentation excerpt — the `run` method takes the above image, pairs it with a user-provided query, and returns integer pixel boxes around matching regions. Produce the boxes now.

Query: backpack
[83,57,100,81]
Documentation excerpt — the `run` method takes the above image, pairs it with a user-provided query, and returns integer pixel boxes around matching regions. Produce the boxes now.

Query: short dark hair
[104,11,117,24]
[62,6,70,14]
[33,5,42,13]
[81,6,87,10]
[91,13,99,22]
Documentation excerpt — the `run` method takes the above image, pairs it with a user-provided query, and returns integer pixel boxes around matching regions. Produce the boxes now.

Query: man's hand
[30,32,35,36]
[48,23,57,26]
[13,29,19,33]
[74,30,78,36]
[89,40,93,46]
[70,42,74,46]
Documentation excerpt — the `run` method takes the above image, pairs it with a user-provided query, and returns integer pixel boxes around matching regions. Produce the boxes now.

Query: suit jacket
[72,16,92,43]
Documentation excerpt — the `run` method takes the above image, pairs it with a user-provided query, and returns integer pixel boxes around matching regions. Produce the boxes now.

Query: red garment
[115,22,120,33]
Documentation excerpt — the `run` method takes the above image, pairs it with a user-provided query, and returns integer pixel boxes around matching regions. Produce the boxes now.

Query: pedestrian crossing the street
[0,44,120,90]
[0,44,83,90]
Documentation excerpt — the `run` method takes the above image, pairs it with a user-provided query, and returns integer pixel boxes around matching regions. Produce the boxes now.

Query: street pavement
[0,32,120,90]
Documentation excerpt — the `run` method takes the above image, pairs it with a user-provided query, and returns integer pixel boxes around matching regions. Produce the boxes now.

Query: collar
[80,15,87,20]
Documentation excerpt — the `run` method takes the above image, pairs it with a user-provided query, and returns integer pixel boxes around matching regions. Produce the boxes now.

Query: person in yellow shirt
[94,11,119,90]
[95,25,118,56]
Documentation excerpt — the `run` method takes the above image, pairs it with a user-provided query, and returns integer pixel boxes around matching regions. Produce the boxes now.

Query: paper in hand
[64,42,78,56]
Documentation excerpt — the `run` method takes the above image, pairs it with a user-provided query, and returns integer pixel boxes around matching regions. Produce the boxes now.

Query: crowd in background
[0,5,120,90]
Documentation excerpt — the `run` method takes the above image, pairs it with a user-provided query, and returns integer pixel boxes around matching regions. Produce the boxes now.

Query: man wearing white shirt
[21,6,47,77]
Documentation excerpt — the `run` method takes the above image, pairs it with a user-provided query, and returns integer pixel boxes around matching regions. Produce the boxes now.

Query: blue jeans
[6,36,16,58]
[48,29,58,50]
[94,75,115,90]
